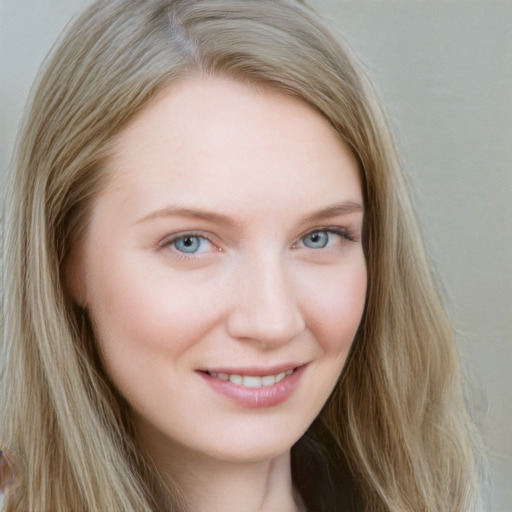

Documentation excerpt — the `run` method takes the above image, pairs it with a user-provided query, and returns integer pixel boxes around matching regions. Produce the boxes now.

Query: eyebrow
[136,206,245,229]
[300,201,363,224]
[136,201,363,227]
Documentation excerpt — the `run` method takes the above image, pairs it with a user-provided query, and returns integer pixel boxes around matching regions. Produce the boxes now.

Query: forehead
[100,76,362,222]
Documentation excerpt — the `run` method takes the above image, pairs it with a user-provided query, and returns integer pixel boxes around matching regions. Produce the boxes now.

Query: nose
[225,252,306,347]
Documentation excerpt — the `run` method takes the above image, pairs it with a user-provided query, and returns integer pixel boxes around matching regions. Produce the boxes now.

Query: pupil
[174,236,201,253]
[305,231,328,249]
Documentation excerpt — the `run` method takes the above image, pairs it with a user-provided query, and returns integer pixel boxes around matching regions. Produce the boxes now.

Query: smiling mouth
[198,365,305,408]
[204,369,294,388]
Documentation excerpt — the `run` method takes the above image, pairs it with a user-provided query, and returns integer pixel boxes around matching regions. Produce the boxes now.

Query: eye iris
[304,231,329,249]
[174,236,201,253]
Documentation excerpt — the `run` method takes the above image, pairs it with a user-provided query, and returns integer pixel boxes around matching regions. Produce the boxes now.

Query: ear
[63,241,87,308]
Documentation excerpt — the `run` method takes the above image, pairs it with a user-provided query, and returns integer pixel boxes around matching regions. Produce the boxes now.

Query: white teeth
[229,374,243,385]
[261,375,276,386]
[275,371,286,383]
[242,376,261,388]
[207,369,294,388]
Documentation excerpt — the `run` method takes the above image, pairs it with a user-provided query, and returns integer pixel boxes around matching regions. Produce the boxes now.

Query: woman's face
[68,76,367,466]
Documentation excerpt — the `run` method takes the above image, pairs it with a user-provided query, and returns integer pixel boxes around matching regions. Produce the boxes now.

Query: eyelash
[159,226,355,259]
[296,226,354,247]
[158,231,214,259]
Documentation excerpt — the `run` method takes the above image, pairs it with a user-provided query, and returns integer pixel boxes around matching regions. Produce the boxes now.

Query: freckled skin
[70,76,367,472]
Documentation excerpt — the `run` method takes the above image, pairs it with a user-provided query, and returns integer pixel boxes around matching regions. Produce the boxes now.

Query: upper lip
[198,362,305,376]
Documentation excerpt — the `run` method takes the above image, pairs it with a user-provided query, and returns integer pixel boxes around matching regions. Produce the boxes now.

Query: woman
[0,0,485,510]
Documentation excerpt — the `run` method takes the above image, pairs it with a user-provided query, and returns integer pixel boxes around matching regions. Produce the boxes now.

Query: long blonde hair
[1,0,485,510]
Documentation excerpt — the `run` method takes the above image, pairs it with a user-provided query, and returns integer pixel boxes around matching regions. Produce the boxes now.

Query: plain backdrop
[1,1,511,510]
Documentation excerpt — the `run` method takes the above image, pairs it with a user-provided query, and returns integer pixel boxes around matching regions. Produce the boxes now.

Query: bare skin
[69,76,366,512]
[140,428,300,512]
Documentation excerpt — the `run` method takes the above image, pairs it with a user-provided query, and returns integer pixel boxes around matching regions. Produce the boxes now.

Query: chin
[194,422,308,464]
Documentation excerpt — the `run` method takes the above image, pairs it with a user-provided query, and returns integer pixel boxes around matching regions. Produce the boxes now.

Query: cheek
[301,258,367,355]
[84,253,222,376]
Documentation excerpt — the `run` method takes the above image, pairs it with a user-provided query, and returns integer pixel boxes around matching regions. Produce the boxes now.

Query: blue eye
[172,235,208,254]
[302,231,331,249]
[300,228,351,249]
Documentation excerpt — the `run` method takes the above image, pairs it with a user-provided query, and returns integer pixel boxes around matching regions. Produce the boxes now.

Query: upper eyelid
[158,231,213,247]
[300,226,352,239]
[305,225,349,234]
[157,224,357,250]
[287,228,350,252]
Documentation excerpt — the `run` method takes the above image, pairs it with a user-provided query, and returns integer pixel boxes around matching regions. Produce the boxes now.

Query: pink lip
[197,364,306,408]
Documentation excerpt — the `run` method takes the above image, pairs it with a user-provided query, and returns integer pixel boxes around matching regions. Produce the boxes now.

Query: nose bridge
[226,248,305,345]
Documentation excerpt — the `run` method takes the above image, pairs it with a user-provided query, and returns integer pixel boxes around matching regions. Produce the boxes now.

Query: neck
[149,441,301,512]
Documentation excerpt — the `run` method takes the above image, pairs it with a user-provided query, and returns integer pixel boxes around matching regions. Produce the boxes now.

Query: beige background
[1,1,510,510]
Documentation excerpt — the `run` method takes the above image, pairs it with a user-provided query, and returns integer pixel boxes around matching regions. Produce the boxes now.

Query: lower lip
[198,366,305,408]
